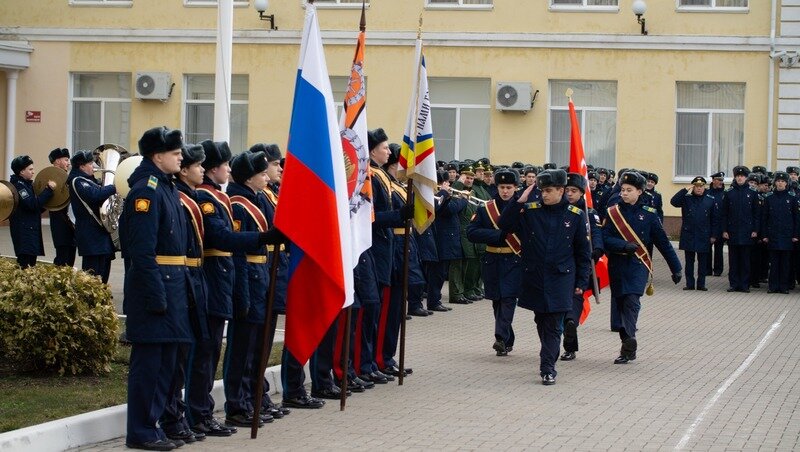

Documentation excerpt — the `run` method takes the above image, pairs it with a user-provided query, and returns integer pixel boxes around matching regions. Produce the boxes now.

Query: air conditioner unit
[496,82,533,112]
[135,72,172,100]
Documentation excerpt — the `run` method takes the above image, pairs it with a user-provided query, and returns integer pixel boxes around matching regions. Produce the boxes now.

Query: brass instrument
[0,180,19,222]
[94,144,137,250]
[33,166,70,211]
[437,186,488,206]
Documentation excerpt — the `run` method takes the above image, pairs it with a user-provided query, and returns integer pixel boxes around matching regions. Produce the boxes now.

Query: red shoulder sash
[230,195,268,232]
[179,191,204,249]
[485,200,522,255]
[606,204,653,274]
[197,184,234,223]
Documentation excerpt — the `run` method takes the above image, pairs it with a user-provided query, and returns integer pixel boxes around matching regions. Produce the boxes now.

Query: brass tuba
[95,144,131,250]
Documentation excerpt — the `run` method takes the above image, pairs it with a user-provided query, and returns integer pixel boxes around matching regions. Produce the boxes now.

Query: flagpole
[251,248,282,438]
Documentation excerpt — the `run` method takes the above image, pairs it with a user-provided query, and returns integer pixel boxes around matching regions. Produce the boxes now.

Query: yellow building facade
[0,0,797,221]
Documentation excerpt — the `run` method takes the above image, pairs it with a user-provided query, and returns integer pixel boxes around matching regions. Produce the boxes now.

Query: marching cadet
[9,155,54,268]
[450,165,489,303]
[706,171,726,277]
[603,171,682,365]
[121,126,192,451]
[720,166,760,293]
[761,171,799,294]
[466,169,522,356]
[160,143,208,445]
[68,150,117,283]
[497,169,591,385]
[185,140,262,437]
[48,148,76,267]
[560,173,604,361]
[670,176,719,291]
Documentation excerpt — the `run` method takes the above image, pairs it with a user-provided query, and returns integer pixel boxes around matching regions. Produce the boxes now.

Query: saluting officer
[720,166,760,293]
[498,169,591,385]
[48,147,76,267]
[560,172,604,361]
[121,126,192,451]
[670,176,719,291]
[9,155,55,268]
[706,171,726,277]
[602,171,682,365]
[761,171,799,293]
[68,150,117,283]
[467,169,522,357]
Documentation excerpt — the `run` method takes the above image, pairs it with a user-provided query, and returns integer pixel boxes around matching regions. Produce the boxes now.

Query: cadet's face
[775,179,787,191]
[712,178,723,188]
[525,173,536,186]
[620,184,642,205]
[599,174,607,184]
[748,180,757,188]
[247,169,269,192]
[483,172,493,184]
[155,149,183,175]
[758,183,769,192]
[692,185,705,196]
[266,160,282,183]
[447,170,457,181]
[80,162,94,176]
[210,162,231,185]
[370,142,390,166]
[181,162,205,187]
[53,157,70,171]
[462,174,474,187]
[19,165,34,181]
[474,169,484,180]
[541,186,564,205]
[735,174,747,185]
[589,179,597,190]
[790,173,798,181]
[646,180,655,190]
[497,183,515,201]
[565,186,582,204]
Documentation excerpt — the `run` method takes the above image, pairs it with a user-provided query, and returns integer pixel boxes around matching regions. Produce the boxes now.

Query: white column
[5,70,18,180]
[213,0,233,143]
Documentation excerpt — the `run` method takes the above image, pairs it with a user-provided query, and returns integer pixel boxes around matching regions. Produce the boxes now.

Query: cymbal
[0,180,19,221]
[34,166,69,211]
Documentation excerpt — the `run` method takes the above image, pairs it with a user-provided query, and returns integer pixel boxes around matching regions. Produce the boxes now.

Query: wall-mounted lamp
[632,0,648,36]
[254,0,277,30]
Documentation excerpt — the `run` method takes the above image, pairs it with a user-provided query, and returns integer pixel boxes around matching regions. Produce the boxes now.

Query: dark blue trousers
[53,245,76,267]
[728,244,752,290]
[707,240,724,275]
[360,301,380,374]
[610,296,622,330]
[534,312,565,377]
[127,342,179,444]
[563,293,583,353]
[684,251,709,289]
[16,254,36,269]
[492,297,516,347]
[309,318,337,393]
[160,343,191,434]
[185,315,225,425]
[425,260,449,309]
[82,254,113,284]
[615,293,641,341]
[223,319,258,416]
[769,250,792,292]
[381,282,417,369]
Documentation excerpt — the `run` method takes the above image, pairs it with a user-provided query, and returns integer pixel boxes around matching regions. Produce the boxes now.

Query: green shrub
[0,258,118,376]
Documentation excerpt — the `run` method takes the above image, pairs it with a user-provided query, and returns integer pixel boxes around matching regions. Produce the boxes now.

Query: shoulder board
[525,202,541,210]
[567,205,581,215]
[147,175,158,190]
[643,206,657,214]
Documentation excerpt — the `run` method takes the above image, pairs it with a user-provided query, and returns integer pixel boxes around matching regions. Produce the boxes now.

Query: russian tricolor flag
[274,3,354,365]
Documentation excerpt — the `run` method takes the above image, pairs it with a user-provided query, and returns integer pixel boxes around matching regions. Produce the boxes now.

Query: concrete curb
[0,363,305,452]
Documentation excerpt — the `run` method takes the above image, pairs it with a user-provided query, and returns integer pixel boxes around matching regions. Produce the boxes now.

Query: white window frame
[549,0,619,12]
[68,73,132,151]
[430,103,490,161]
[673,108,746,183]
[181,74,249,150]
[68,0,132,7]
[425,0,493,11]
[184,0,250,7]
[676,0,749,12]
[302,0,369,9]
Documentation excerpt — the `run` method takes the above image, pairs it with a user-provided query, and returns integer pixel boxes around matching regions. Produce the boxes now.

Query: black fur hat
[511,161,525,169]
[543,162,557,170]
[368,128,388,151]
[774,171,790,183]
[385,143,401,168]
[587,171,598,181]
[70,150,95,168]
[566,172,587,192]
[523,165,537,176]
[230,151,269,185]
[138,126,184,157]
[180,143,206,169]
[646,172,659,184]
[494,169,518,186]
[436,170,446,184]
[786,166,799,175]
[200,140,232,170]
[752,165,767,175]
[537,169,567,188]
[249,143,282,162]
[733,165,750,177]
[445,163,458,172]
[619,171,646,190]
[597,167,609,176]
[10,155,33,175]
[48,148,70,164]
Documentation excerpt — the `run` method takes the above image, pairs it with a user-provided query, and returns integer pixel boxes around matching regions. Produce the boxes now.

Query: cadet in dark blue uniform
[706,172,726,277]
[761,172,799,293]
[670,176,719,291]
[720,166,760,292]
[467,169,522,356]
[160,143,208,445]
[789,166,800,289]
[68,150,117,283]
[121,126,192,451]
[47,148,76,267]
[9,155,54,268]
[420,171,456,313]
[498,169,591,385]
[560,173,604,361]
[603,172,682,365]
[430,174,466,309]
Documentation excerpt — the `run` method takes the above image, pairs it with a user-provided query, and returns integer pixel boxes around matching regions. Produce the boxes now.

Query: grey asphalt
[3,226,800,450]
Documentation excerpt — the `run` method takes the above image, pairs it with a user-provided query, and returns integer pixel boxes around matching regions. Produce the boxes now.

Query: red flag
[567,96,608,324]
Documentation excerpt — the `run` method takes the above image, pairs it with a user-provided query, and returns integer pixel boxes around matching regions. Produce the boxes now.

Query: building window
[68,0,132,6]
[308,0,368,6]
[548,80,617,170]
[183,0,249,6]
[677,0,748,9]
[184,75,249,152]
[551,0,618,8]
[675,82,745,178]
[428,78,490,162]
[70,73,131,151]
[427,0,493,8]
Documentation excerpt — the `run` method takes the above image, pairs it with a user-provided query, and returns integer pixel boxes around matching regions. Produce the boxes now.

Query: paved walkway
[64,246,800,451]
